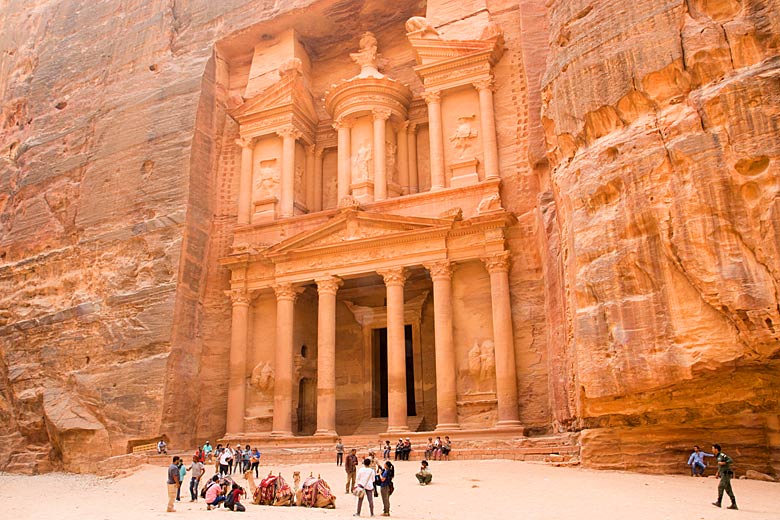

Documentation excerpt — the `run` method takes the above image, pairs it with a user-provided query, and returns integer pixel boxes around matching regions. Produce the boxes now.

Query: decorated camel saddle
[296,473,337,508]
[255,472,295,506]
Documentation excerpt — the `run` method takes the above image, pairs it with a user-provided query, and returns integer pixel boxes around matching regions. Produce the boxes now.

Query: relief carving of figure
[449,115,479,159]
[477,193,503,214]
[465,340,497,393]
[386,141,397,183]
[405,16,440,38]
[251,362,275,393]
[352,141,372,182]
[294,165,305,199]
[254,161,279,199]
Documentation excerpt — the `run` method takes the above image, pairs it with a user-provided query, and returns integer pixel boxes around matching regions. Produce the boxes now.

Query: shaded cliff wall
[541,0,780,474]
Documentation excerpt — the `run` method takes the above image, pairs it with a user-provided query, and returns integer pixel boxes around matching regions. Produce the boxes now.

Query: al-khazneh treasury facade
[219,12,526,438]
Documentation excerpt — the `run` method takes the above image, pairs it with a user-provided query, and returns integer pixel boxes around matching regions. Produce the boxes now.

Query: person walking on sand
[336,438,345,466]
[687,445,714,477]
[354,458,376,517]
[345,448,359,494]
[188,455,205,502]
[166,456,181,512]
[378,460,395,516]
[711,444,738,510]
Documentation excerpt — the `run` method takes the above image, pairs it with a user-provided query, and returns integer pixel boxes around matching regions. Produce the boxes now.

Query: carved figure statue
[352,141,372,182]
[405,16,440,38]
[278,57,303,78]
[449,115,479,159]
[255,163,279,199]
[251,362,274,393]
[386,141,397,182]
[294,165,305,199]
[477,193,503,214]
[467,340,497,392]
[350,31,383,78]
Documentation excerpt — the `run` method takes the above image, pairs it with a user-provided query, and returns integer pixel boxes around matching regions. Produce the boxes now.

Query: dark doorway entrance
[372,325,415,417]
[297,377,316,435]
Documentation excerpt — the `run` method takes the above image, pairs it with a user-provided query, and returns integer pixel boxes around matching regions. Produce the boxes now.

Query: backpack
[201,481,214,499]
[225,489,236,509]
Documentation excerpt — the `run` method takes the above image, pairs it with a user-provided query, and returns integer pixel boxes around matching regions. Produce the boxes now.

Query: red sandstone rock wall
[540,0,780,474]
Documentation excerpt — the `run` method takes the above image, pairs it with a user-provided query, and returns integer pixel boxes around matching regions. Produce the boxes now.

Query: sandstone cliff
[540,0,780,474]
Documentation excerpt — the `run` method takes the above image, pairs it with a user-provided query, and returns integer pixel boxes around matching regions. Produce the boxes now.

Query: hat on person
[406,437,410,440]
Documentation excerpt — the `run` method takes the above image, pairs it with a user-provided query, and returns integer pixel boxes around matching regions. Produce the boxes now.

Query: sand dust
[1,459,779,519]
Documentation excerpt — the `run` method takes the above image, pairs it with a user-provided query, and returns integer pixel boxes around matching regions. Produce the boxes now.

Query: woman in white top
[353,458,375,517]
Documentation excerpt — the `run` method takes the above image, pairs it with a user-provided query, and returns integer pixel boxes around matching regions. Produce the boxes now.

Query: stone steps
[351,416,425,436]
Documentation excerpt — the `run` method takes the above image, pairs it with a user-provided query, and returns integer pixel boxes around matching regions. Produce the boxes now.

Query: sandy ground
[1,459,779,520]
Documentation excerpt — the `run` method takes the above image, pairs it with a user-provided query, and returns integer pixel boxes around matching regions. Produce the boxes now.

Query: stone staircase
[350,416,425,436]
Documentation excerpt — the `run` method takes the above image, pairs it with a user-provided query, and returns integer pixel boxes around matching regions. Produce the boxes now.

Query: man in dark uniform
[711,444,738,510]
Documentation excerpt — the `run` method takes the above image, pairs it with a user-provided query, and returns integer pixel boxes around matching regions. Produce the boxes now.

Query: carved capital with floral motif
[332,117,354,131]
[277,126,303,140]
[236,137,254,149]
[424,260,453,281]
[377,266,407,287]
[473,76,496,92]
[481,251,511,273]
[315,276,343,296]
[422,90,441,104]
[372,108,392,121]
[229,288,251,306]
[273,282,303,302]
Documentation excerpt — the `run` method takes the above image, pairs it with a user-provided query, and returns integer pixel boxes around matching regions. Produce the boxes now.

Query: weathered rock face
[540,0,780,474]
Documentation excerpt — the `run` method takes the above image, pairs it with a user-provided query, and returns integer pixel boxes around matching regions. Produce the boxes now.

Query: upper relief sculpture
[405,16,440,38]
[350,31,385,78]
[449,115,479,159]
[254,160,279,199]
[352,141,372,182]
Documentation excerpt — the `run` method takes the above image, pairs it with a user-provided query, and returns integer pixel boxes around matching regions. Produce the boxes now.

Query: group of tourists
[685,443,738,510]
[212,442,261,478]
[349,452,395,517]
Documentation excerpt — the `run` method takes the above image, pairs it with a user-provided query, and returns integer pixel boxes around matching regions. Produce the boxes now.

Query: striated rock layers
[0,0,777,476]
[540,0,780,474]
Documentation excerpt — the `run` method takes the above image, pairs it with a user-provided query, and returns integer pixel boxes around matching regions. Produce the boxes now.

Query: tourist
[424,437,433,459]
[711,444,738,510]
[166,455,181,513]
[225,482,247,512]
[401,438,412,461]
[394,438,404,461]
[442,436,452,460]
[382,440,391,460]
[204,475,226,510]
[250,447,261,478]
[231,445,241,474]
[176,457,187,501]
[687,445,713,477]
[378,460,395,516]
[416,460,432,485]
[188,455,205,502]
[195,445,205,463]
[203,441,213,462]
[432,436,442,460]
[336,438,345,466]
[242,444,251,473]
[354,458,376,517]
[219,445,232,476]
[158,439,168,454]
[345,448,359,494]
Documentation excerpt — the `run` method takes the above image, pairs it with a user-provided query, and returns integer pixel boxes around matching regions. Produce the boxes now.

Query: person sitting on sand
[204,475,226,510]
[225,482,246,512]
[416,460,432,485]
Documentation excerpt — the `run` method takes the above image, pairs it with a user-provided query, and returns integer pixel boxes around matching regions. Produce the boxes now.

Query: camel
[297,472,337,509]
[255,471,294,506]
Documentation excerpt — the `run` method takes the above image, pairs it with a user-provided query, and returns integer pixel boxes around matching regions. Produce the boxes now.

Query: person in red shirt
[226,483,246,512]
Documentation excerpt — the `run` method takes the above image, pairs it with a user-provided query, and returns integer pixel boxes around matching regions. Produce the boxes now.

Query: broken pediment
[263,209,453,257]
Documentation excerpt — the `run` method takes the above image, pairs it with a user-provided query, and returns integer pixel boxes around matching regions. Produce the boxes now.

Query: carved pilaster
[315,276,343,295]
[378,266,407,287]
[482,251,511,273]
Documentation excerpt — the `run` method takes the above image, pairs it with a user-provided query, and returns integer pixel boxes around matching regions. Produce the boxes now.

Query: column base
[430,184,445,191]
[313,429,338,437]
[494,420,523,429]
[435,423,461,431]
[386,426,410,434]
[270,430,294,437]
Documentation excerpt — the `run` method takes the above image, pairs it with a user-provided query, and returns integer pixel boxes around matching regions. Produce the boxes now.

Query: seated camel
[255,472,294,506]
[296,473,337,509]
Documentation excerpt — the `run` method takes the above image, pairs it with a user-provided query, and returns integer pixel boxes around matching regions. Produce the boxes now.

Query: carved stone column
[236,138,254,225]
[378,267,409,433]
[315,276,342,436]
[425,261,460,430]
[474,77,499,179]
[482,252,522,427]
[226,288,251,435]
[396,121,409,194]
[278,127,302,218]
[408,123,419,193]
[314,147,324,212]
[305,144,315,212]
[373,108,391,201]
[272,283,302,436]
[424,91,445,190]
[334,118,352,203]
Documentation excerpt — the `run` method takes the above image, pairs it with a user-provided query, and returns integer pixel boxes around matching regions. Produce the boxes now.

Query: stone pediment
[264,210,452,257]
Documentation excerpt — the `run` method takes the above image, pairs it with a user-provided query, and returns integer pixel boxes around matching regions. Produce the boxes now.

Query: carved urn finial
[350,31,384,79]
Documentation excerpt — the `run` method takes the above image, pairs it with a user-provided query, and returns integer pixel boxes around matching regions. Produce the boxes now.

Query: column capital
[372,108,392,121]
[277,126,303,140]
[378,266,407,287]
[423,90,442,104]
[408,122,418,134]
[236,137,254,149]
[332,117,354,131]
[315,276,343,295]
[315,146,326,158]
[482,251,511,273]
[306,144,316,156]
[229,288,251,306]
[273,282,304,301]
[424,260,453,280]
[473,75,496,92]
[395,120,409,133]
